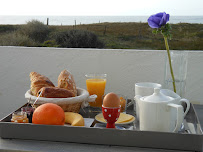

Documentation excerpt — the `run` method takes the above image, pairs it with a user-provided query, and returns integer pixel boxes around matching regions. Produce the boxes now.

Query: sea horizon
[0,15,203,25]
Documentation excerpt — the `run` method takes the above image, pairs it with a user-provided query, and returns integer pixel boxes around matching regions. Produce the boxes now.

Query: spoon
[32,90,43,107]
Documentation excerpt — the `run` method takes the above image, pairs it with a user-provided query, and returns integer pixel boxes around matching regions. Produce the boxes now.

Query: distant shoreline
[0,16,203,25]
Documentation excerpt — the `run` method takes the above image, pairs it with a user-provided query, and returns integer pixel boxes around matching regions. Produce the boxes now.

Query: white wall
[0,47,202,118]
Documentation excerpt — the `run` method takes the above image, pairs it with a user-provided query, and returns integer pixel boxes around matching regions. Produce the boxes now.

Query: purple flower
[148,12,170,28]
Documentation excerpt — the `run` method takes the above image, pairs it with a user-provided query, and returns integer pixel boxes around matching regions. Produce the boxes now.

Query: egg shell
[103,92,120,107]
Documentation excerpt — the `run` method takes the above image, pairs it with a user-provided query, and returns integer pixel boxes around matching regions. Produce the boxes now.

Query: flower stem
[164,36,176,93]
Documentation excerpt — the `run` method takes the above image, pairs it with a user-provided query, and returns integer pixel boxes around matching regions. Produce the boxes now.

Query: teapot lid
[143,88,173,102]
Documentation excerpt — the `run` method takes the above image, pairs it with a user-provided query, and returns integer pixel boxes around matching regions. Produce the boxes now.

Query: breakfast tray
[0,102,202,152]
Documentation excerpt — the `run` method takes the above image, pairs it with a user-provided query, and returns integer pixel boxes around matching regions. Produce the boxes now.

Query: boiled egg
[103,92,120,107]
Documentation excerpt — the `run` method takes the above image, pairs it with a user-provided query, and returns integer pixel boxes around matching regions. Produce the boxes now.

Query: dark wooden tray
[0,103,202,151]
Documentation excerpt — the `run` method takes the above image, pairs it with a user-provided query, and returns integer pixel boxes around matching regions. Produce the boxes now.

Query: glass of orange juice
[85,74,107,108]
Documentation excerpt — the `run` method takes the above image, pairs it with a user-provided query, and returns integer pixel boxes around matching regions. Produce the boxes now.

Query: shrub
[20,20,50,43]
[0,31,37,46]
[0,25,18,33]
[42,40,58,47]
[196,30,203,38]
[53,29,104,48]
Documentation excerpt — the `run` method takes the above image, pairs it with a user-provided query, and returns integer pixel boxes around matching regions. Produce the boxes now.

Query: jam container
[11,111,29,123]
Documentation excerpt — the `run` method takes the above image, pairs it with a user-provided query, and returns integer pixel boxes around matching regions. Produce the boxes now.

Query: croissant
[30,72,55,96]
[38,87,74,98]
[58,70,77,97]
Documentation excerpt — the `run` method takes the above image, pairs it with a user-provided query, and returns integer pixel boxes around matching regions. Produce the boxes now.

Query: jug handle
[180,98,190,117]
[167,103,184,133]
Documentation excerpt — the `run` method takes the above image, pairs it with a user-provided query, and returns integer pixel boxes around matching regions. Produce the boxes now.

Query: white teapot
[135,88,184,132]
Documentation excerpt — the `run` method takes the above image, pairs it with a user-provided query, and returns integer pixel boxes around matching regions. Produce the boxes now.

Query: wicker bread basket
[25,88,96,113]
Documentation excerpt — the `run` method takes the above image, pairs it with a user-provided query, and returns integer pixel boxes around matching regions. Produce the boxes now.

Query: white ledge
[0,46,202,118]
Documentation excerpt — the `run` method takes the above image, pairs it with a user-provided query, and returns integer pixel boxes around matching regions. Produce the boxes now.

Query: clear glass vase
[163,50,188,97]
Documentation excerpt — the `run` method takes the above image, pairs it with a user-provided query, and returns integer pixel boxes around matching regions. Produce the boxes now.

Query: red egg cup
[102,105,121,128]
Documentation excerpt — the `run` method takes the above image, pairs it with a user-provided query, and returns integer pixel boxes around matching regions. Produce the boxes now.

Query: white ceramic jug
[136,88,184,132]
[160,89,190,117]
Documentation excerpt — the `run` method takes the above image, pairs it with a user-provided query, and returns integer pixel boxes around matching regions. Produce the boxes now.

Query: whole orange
[32,103,65,125]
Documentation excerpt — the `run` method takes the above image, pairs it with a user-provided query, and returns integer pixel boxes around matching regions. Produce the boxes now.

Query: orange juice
[86,79,106,107]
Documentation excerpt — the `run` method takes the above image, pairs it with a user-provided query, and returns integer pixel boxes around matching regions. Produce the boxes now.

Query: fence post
[47,18,49,26]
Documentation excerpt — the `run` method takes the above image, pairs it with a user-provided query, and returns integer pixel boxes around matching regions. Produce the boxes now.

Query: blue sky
[1,0,203,16]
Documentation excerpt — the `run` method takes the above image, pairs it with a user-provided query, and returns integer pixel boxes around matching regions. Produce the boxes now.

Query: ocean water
[0,16,203,25]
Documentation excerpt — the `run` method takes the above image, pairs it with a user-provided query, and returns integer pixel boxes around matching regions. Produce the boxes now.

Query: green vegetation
[0,20,202,50]
[19,20,50,43]
[0,31,36,46]
[52,29,104,48]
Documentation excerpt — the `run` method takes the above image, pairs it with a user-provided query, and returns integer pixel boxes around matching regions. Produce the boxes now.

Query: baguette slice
[58,70,77,97]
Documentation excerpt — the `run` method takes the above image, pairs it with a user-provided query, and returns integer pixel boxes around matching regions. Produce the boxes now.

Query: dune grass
[0,22,202,50]
[49,22,203,50]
